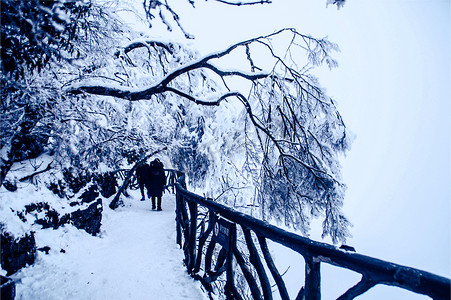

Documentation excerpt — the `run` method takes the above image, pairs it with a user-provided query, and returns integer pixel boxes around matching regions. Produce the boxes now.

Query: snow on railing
[172,172,450,300]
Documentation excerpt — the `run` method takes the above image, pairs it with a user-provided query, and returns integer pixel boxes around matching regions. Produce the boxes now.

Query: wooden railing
[114,168,179,194]
[173,173,450,300]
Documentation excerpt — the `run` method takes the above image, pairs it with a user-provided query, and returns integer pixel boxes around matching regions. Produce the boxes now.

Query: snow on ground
[6,190,207,300]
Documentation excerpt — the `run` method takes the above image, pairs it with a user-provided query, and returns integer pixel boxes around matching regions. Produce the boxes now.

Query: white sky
[121,0,451,292]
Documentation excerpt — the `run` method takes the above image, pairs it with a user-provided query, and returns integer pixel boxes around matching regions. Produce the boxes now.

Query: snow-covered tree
[1,0,124,179]
[1,0,351,243]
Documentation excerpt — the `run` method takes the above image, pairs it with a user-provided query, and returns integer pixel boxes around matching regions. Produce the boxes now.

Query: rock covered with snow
[0,275,15,300]
[0,157,107,276]
[0,232,36,276]
[70,198,103,236]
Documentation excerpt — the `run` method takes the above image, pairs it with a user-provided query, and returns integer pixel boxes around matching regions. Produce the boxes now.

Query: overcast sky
[122,0,450,296]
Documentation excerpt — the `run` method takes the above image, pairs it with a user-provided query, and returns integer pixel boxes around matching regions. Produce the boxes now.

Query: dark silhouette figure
[136,162,150,201]
[148,158,166,210]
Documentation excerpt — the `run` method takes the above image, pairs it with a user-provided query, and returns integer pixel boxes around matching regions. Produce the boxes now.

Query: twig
[19,161,53,182]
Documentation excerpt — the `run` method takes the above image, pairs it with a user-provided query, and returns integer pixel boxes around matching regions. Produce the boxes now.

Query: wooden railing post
[304,256,321,300]
[180,197,190,267]
[242,227,272,300]
[258,235,290,300]
[187,200,198,274]
[175,189,182,248]
[193,211,215,274]
[225,223,237,299]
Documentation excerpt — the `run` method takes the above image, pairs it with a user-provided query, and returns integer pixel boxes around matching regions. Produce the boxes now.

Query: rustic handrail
[173,173,450,299]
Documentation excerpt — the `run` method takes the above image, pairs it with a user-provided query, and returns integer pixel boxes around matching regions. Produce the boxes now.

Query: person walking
[148,158,166,210]
[136,162,150,201]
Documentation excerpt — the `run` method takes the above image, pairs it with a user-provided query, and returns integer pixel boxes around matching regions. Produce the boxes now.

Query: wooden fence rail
[172,173,450,300]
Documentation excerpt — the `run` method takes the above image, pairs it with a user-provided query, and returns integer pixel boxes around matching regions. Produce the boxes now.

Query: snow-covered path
[11,192,206,300]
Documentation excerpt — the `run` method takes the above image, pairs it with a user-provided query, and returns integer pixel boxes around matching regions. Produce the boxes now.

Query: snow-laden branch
[67,28,330,100]
[214,0,272,6]
[115,40,174,56]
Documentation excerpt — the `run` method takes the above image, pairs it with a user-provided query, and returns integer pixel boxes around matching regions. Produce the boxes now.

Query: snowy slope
[5,191,206,300]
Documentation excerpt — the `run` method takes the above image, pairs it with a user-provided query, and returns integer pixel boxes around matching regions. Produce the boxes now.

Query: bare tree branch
[19,161,53,182]
[115,40,174,56]
[142,0,273,39]
[214,0,272,6]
